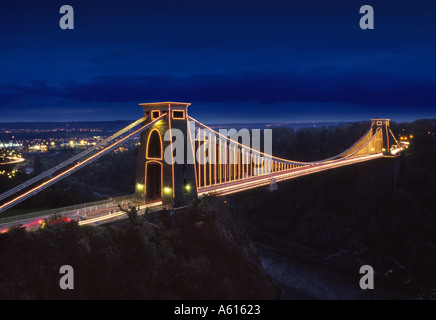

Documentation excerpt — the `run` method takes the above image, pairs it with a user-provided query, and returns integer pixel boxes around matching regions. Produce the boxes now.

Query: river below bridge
[256,245,410,300]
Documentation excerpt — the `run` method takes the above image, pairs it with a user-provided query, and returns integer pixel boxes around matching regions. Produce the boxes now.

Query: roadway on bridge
[0,201,163,234]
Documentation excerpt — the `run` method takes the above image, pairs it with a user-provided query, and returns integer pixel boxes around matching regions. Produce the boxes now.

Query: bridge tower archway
[145,161,162,202]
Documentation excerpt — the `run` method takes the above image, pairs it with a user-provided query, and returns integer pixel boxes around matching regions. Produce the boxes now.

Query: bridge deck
[198,153,383,197]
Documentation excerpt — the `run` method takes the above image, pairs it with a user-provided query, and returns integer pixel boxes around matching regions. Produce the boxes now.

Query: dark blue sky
[1,0,436,123]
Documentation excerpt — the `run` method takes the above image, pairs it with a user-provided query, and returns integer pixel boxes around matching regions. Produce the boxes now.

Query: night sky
[1,0,436,123]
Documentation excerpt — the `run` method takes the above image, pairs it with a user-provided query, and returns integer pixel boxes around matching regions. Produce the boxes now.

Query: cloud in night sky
[1,0,436,122]
[2,71,436,108]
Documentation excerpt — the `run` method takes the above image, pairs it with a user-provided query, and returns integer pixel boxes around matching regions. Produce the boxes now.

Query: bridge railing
[0,194,136,226]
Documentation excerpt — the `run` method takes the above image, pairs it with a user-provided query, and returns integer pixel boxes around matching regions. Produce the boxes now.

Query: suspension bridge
[0,102,406,223]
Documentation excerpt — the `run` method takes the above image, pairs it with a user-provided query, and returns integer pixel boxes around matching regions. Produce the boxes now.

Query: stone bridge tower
[135,102,197,207]
[371,119,391,155]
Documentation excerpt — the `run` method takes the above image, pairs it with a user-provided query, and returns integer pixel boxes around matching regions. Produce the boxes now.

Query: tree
[118,203,139,226]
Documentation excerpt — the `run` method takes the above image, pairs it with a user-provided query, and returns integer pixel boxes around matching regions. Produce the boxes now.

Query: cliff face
[231,154,436,298]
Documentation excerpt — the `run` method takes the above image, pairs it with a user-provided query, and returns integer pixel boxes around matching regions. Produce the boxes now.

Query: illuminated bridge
[0,102,406,215]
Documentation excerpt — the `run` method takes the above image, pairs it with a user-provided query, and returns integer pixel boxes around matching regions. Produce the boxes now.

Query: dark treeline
[0,196,277,300]
[269,121,373,162]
